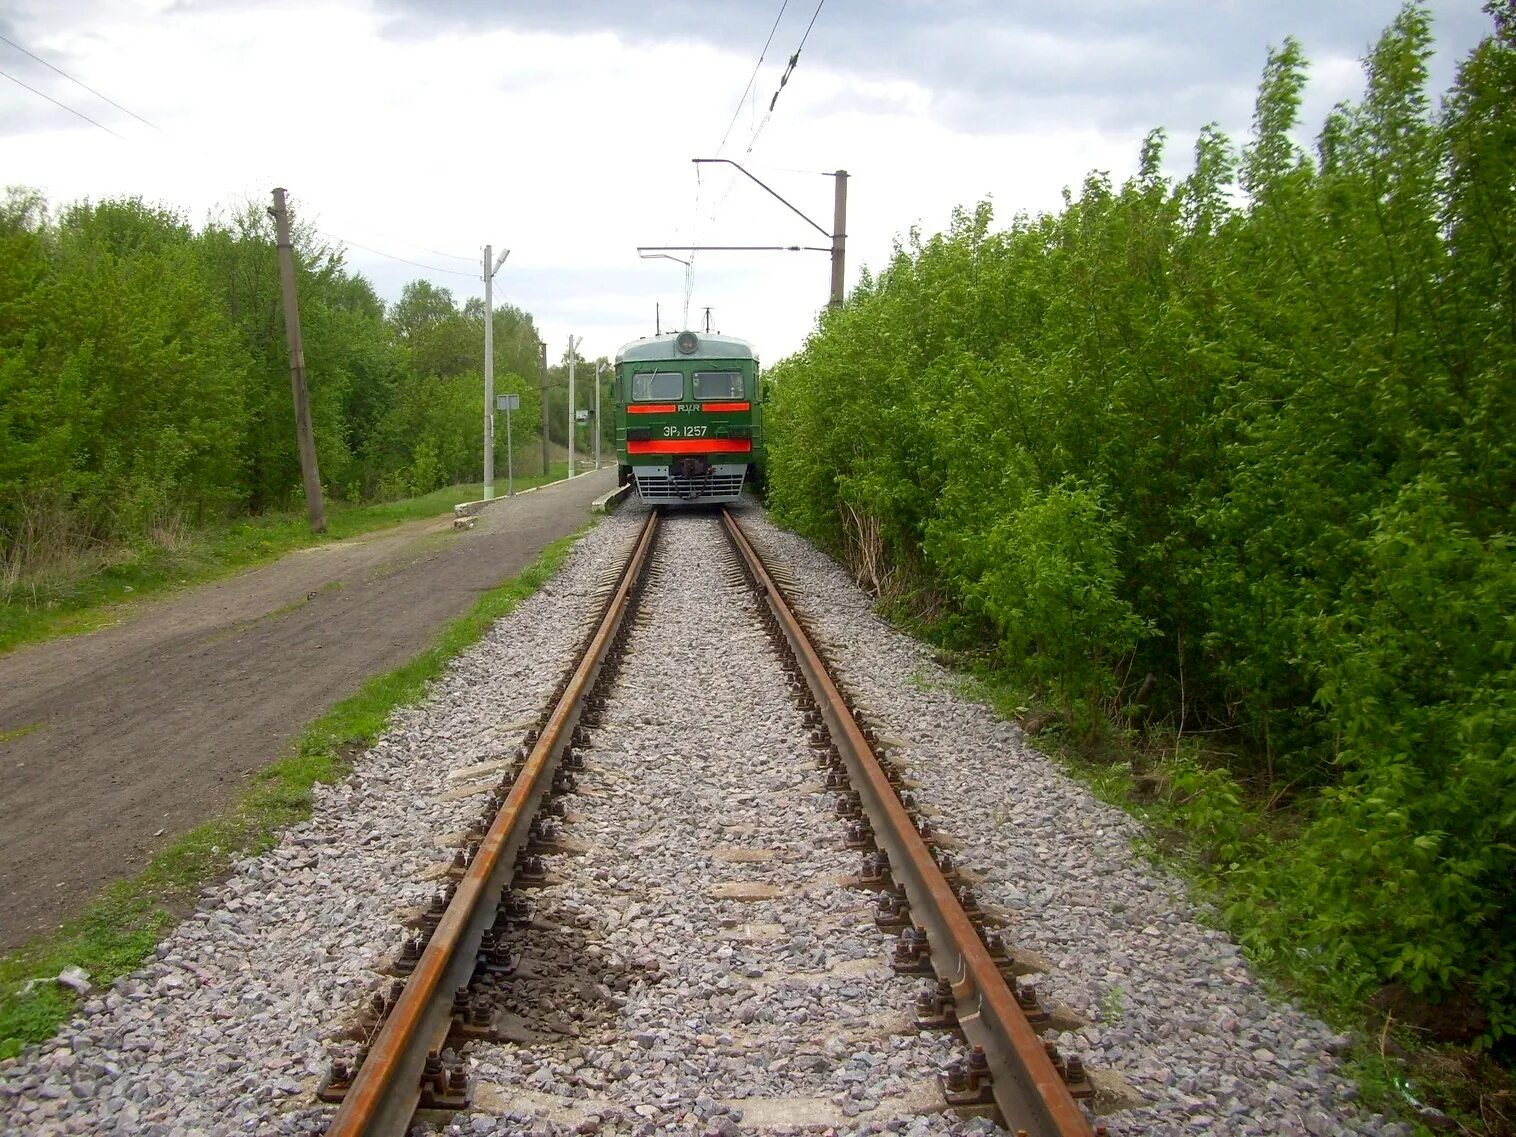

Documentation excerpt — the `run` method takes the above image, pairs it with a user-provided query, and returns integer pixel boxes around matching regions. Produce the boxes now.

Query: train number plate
[662,425,708,438]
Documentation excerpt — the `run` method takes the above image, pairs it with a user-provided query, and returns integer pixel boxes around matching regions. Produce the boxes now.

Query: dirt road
[0,470,617,950]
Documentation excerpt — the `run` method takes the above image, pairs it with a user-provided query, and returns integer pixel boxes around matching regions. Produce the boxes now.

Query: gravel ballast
[1,499,1397,1137]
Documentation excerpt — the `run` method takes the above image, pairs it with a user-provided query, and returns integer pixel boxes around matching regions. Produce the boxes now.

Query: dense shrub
[0,193,548,574]
[767,3,1516,1038]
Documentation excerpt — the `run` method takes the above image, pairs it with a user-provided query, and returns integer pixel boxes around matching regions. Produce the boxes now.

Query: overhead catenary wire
[698,0,827,235]
[745,0,825,155]
[1,66,124,139]
[714,0,789,159]
[684,0,817,326]
[0,32,162,131]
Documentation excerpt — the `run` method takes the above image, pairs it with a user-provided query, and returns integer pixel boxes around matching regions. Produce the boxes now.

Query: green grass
[946,661,1516,1136]
[0,523,585,1059]
[0,722,45,745]
[0,467,570,656]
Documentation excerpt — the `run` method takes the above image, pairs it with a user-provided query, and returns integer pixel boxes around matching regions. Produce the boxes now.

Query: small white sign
[496,394,520,412]
[575,409,589,423]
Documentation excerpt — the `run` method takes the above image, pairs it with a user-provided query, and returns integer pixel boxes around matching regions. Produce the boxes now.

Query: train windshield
[632,371,684,400]
[694,371,745,400]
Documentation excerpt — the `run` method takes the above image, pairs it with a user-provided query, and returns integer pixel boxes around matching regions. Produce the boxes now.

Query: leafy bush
[767,3,1516,1039]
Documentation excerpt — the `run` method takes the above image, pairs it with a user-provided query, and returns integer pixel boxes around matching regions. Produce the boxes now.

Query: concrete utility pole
[829,169,848,311]
[481,245,509,501]
[538,340,550,475]
[566,334,582,477]
[593,361,604,470]
[269,187,326,534]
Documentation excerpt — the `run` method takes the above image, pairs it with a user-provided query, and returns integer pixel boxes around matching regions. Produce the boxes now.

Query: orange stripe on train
[627,403,677,414]
[700,401,750,412]
[626,439,752,455]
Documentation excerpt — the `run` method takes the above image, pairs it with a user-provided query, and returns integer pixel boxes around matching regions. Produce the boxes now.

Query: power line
[714,0,789,159]
[687,0,799,324]
[0,66,123,139]
[745,0,826,154]
[317,231,478,278]
[0,34,480,282]
[0,33,161,131]
[348,227,477,265]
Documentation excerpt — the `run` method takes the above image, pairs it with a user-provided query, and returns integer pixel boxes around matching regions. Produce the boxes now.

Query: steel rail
[720,508,1093,1137]
[325,509,661,1137]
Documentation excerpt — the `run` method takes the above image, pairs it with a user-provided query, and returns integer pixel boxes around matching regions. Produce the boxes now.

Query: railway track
[316,505,1107,1137]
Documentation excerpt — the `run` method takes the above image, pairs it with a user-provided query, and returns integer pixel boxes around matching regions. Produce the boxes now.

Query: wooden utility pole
[538,339,550,475]
[269,188,326,533]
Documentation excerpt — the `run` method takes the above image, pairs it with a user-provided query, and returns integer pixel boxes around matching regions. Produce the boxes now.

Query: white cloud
[0,0,1491,366]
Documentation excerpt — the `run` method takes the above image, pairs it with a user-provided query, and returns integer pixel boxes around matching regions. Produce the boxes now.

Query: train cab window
[694,371,745,400]
[632,371,684,401]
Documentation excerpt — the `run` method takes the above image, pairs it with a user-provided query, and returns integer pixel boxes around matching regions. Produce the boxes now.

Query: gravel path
[1,498,1399,1137]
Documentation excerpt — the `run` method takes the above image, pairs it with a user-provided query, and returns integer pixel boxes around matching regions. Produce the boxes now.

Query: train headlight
[675,331,699,354]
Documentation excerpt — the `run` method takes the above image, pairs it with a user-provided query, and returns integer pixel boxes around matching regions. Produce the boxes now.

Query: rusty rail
[324,508,661,1137]
[720,508,1094,1137]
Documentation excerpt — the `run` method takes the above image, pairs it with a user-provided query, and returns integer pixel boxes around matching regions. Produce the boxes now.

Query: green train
[612,330,765,504]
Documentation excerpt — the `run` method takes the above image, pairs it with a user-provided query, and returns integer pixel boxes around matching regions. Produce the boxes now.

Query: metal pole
[593,361,603,470]
[483,245,494,501]
[567,334,581,477]
[538,340,549,476]
[505,402,514,497]
[269,187,326,534]
[830,169,848,310]
[482,247,509,500]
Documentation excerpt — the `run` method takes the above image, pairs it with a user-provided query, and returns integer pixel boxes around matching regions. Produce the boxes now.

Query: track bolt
[874,891,909,933]
[968,1044,991,1081]
[396,933,423,975]
[860,849,892,886]
[941,1058,968,1093]
[844,818,876,850]
[809,729,830,748]
[955,885,982,920]
[914,978,958,1031]
[316,1057,354,1103]
[1043,1041,1066,1079]
[562,748,586,771]
[978,926,1010,963]
[939,1046,995,1106]
[504,893,533,923]
[892,925,934,975]
[572,726,590,747]
[825,769,850,790]
[934,849,959,880]
[515,853,548,885]
[834,791,862,819]
[1013,979,1051,1026]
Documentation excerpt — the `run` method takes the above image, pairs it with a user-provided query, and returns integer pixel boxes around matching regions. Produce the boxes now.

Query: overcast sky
[0,0,1492,368]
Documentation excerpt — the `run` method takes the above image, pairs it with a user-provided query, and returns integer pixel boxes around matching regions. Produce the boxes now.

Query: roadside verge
[0,523,590,1059]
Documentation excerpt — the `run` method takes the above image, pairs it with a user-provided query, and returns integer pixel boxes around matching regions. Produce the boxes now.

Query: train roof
[615,331,757,365]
